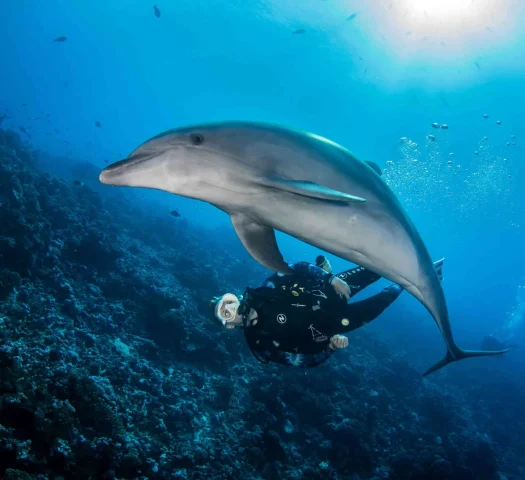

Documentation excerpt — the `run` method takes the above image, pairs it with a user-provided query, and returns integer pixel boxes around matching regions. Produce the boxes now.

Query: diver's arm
[291,335,348,368]
[292,261,352,299]
[300,347,337,368]
[247,331,343,368]
[261,261,332,289]
[290,262,335,285]
[252,343,336,368]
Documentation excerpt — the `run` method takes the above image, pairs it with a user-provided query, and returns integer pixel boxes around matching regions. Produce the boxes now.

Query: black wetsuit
[241,262,402,368]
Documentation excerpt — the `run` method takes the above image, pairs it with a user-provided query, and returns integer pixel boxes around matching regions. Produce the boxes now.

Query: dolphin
[99,121,509,375]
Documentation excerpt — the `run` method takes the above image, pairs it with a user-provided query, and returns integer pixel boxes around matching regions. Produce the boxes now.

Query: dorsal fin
[365,161,382,176]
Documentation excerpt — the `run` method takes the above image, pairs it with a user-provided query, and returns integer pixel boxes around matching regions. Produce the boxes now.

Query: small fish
[474,61,481,70]
[153,4,161,18]
[53,36,67,42]
[292,29,306,35]
[18,126,29,135]
[170,209,181,217]
[486,26,493,32]
[73,180,83,186]
[347,13,358,21]
[95,121,101,128]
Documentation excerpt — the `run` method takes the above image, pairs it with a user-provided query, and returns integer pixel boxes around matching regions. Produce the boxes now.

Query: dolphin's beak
[99,164,124,186]
[99,154,149,186]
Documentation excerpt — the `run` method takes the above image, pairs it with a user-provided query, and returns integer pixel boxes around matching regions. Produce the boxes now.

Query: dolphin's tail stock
[423,347,510,377]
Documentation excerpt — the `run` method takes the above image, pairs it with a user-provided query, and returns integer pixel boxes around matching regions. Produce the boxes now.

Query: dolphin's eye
[189,133,204,145]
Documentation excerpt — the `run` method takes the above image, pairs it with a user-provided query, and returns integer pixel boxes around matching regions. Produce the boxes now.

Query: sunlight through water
[384,0,517,51]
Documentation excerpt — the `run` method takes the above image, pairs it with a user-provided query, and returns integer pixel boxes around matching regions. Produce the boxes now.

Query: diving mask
[215,293,240,325]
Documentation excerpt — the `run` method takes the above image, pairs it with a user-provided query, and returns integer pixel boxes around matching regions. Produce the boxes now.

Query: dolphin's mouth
[102,154,149,174]
[99,154,152,185]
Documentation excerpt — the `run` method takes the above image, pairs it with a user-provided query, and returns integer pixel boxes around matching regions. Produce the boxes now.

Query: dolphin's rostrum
[99,121,509,375]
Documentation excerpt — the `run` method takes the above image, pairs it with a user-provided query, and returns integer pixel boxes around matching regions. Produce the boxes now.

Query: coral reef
[0,129,523,479]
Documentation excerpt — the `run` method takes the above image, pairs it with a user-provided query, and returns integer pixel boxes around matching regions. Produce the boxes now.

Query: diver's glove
[329,335,349,350]
[330,276,352,300]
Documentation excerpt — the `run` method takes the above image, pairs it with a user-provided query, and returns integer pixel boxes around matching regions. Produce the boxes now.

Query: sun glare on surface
[400,0,475,19]
[392,0,509,36]
[376,0,520,61]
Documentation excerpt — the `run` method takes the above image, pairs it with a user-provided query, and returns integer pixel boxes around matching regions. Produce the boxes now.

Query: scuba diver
[480,334,518,351]
[210,255,445,368]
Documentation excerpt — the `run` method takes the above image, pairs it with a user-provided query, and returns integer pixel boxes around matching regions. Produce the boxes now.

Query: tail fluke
[423,347,510,377]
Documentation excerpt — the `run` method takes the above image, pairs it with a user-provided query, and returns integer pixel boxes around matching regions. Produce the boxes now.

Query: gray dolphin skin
[99,121,509,375]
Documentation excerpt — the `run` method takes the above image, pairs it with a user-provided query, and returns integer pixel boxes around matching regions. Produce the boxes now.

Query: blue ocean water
[1,1,525,479]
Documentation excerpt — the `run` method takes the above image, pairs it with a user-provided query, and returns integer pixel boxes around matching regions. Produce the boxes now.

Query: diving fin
[264,177,366,204]
[365,161,382,176]
[231,213,293,275]
[423,347,510,376]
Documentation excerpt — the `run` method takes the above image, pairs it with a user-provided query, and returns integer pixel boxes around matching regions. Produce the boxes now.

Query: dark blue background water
[2,0,525,472]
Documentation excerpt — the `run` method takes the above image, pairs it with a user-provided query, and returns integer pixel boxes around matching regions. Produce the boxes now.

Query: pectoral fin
[265,177,366,203]
[231,214,293,274]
